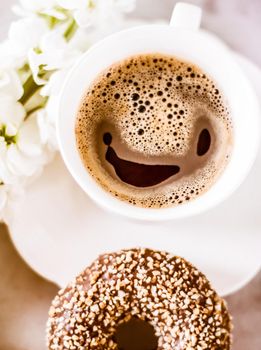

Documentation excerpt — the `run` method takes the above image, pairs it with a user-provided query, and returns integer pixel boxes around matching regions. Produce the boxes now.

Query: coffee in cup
[75,53,233,208]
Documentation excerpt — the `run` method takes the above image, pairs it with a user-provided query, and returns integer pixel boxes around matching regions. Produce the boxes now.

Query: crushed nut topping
[47,248,232,349]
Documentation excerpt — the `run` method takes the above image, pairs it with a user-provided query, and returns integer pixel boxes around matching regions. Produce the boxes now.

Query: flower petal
[0,70,24,100]
[6,143,45,178]
[0,96,26,127]
[37,109,58,150]
[0,186,7,213]
[9,17,48,56]
[57,0,85,10]
[28,30,81,85]
[0,140,17,185]
[17,114,43,156]
[28,49,47,85]
[74,9,94,28]
[5,123,18,137]
[41,69,68,96]
[0,40,25,70]
[114,0,136,13]
[18,0,57,12]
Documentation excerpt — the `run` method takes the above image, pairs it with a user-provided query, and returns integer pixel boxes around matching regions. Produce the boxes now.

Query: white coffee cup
[58,2,260,221]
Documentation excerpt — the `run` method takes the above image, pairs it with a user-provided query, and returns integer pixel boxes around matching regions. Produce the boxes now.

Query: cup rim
[57,23,260,221]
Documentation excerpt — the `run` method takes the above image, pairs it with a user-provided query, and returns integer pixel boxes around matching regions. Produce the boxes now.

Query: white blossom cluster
[0,0,136,219]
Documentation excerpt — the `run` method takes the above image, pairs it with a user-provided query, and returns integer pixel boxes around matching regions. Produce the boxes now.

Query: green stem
[19,75,41,105]
[25,97,48,120]
[64,18,78,41]
[89,0,95,9]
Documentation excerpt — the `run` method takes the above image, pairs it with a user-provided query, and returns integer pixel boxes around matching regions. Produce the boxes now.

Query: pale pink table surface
[0,1,260,349]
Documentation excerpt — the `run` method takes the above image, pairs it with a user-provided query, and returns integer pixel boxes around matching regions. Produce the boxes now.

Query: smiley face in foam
[103,132,180,187]
[75,53,233,208]
[102,127,212,188]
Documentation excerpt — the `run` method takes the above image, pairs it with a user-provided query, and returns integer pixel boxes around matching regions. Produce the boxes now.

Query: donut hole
[114,317,158,350]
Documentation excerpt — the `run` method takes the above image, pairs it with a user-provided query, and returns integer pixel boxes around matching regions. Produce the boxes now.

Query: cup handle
[170,2,202,30]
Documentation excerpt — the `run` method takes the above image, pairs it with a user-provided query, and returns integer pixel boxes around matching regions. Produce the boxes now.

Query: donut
[47,248,232,349]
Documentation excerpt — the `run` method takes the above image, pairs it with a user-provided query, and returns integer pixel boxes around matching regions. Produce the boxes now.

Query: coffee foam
[76,54,233,208]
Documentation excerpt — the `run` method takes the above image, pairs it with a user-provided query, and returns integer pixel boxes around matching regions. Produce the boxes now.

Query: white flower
[0,182,24,222]
[18,0,57,12]
[0,41,24,70]
[29,27,92,149]
[10,17,48,55]
[13,0,73,24]
[0,108,49,185]
[0,183,13,221]
[38,68,70,149]
[0,70,24,100]
[57,0,136,28]
[13,0,59,16]
[0,74,49,185]
[57,0,84,10]
[0,185,8,215]
[37,27,94,148]
[0,96,25,135]
[0,17,49,70]
[28,28,81,85]
[0,95,24,184]
[37,108,58,150]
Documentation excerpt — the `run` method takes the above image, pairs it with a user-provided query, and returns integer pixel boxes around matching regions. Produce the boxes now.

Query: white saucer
[7,52,261,296]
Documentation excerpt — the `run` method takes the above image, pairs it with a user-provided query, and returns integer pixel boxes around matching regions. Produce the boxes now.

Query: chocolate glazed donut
[47,249,232,349]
